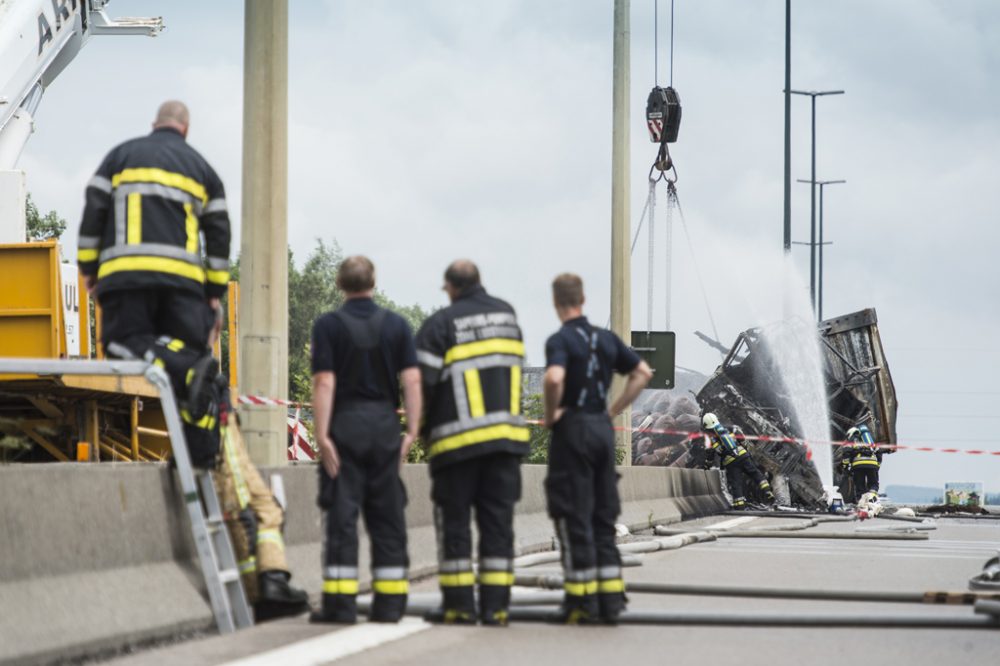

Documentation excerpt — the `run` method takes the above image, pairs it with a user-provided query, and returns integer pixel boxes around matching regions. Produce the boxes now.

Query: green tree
[25,194,67,241]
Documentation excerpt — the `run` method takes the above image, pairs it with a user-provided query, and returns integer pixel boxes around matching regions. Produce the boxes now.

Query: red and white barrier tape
[238,395,998,458]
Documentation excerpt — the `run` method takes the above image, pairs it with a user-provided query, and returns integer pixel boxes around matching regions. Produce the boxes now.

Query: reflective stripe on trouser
[546,411,623,618]
[320,402,409,622]
[432,453,521,619]
[217,418,296,603]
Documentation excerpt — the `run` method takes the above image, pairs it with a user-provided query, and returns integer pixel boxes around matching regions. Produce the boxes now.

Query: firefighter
[76,100,230,468]
[702,413,774,509]
[310,256,422,624]
[215,385,310,619]
[543,273,652,624]
[845,425,881,501]
[415,260,529,626]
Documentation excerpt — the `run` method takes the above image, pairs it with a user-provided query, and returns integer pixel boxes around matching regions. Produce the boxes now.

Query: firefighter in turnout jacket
[543,274,652,624]
[416,260,529,626]
[76,101,230,467]
[845,425,881,501]
[702,413,774,509]
[310,257,422,624]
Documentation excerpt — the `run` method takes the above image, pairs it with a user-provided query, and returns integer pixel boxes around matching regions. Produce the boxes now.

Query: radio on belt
[645,86,682,144]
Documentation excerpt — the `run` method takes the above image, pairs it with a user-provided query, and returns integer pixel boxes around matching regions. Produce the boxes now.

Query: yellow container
[0,241,61,357]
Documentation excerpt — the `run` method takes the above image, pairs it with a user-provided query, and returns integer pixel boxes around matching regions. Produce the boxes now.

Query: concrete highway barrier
[0,462,725,665]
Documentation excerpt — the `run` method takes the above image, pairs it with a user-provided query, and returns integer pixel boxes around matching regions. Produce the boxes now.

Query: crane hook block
[646,86,682,144]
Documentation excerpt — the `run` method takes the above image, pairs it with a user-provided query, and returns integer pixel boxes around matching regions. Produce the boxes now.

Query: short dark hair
[444,260,480,294]
[552,273,584,307]
[337,255,376,293]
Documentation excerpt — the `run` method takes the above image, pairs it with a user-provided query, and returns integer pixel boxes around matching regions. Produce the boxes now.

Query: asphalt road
[105,514,1000,666]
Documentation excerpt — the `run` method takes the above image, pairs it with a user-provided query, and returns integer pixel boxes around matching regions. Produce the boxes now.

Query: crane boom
[0,0,162,241]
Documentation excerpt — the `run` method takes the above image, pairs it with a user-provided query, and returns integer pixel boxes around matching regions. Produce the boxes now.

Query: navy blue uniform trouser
[319,401,409,622]
[99,288,219,467]
[431,452,521,620]
[852,466,880,499]
[545,411,625,618]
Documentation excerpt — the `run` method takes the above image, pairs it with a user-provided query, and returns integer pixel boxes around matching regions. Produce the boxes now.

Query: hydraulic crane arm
[0,0,163,170]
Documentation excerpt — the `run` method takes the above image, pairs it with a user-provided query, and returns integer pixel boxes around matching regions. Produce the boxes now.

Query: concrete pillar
[610,0,632,465]
[0,171,27,243]
[239,0,289,467]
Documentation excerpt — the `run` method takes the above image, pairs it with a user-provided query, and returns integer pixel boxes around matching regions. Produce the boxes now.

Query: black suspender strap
[574,324,607,409]
[332,307,394,399]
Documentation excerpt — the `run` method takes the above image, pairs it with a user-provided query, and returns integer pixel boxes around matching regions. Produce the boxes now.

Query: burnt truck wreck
[634,308,898,510]
[696,308,898,508]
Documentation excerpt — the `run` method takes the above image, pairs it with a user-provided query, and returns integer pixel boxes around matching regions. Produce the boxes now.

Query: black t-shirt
[545,316,641,412]
[311,298,418,404]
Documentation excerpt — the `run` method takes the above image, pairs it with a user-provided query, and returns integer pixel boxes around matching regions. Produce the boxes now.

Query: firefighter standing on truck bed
[415,260,529,626]
[702,413,775,509]
[845,425,881,502]
[76,100,229,468]
[310,256,422,624]
[543,273,652,625]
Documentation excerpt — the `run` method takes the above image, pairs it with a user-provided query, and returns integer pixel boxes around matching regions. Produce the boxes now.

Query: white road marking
[219,618,430,666]
[706,516,757,530]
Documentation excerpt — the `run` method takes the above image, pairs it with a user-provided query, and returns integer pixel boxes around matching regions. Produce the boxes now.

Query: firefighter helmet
[702,413,720,430]
[846,427,861,442]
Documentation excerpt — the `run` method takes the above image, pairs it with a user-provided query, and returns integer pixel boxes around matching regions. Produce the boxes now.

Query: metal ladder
[0,358,253,633]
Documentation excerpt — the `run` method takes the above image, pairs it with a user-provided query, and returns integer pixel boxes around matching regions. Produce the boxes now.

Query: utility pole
[239,0,289,467]
[796,178,844,321]
[783,0,791,255]
[610,0,632,465]
[789,89,843,312]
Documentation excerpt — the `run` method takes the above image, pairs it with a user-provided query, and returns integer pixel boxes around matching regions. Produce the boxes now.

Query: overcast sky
[19,0,1000,492]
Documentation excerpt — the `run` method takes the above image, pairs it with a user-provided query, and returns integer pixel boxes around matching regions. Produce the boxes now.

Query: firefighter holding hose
[702,413,775,509]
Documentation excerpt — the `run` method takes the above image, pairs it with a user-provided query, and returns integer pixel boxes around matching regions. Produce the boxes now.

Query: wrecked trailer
[693,308,898,509]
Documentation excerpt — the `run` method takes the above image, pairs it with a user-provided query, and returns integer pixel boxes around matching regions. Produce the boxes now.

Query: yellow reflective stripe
[97,256,206,283]
[78,248,99,262]
[510,365,521,416]
[464,369,485,418]
[111,167,208,203]
[479,571,515,586]
[373,579,410,595]
[181,409,216,430]
[206,268,229,285]
[564,580,598,596]
[127,193,142,244]
[222,427,250,508]
[443,338,525,365]
[322,579,359,595]
[439,572,476,587]
[852,460,879,467]
[257,529,284,547]
[598,578,625,593]
[238,556,257,574]
[153,358,165,370]
[184,202,198,253]
[428,423,530,458]
[168,338,186,352]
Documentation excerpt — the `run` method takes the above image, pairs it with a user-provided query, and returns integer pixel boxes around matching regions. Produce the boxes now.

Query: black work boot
[255,571,309,621]
[184,355,221,420]
[423,607,477,625]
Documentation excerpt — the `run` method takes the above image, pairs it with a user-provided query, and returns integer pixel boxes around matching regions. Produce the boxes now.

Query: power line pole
[239,0,289,466]
[789,89,843,312]
[783,0,791,255]
[796,178,844,321]
[611,0,632,464]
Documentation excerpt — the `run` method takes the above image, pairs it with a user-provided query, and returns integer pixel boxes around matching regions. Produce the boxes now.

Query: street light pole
[789,89,843,313]
[796,178,845,321]
[783,0,791,255]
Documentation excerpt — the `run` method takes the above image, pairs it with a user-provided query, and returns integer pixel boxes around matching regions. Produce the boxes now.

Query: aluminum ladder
[0,358,253,633]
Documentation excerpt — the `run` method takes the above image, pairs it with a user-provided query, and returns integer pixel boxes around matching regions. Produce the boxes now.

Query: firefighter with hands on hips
[310,256,422,624]
[542,273,653,625]
[76,100,230,468]
[845,425,881,502]
[702,413,775,509]
[415,260,529,626]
